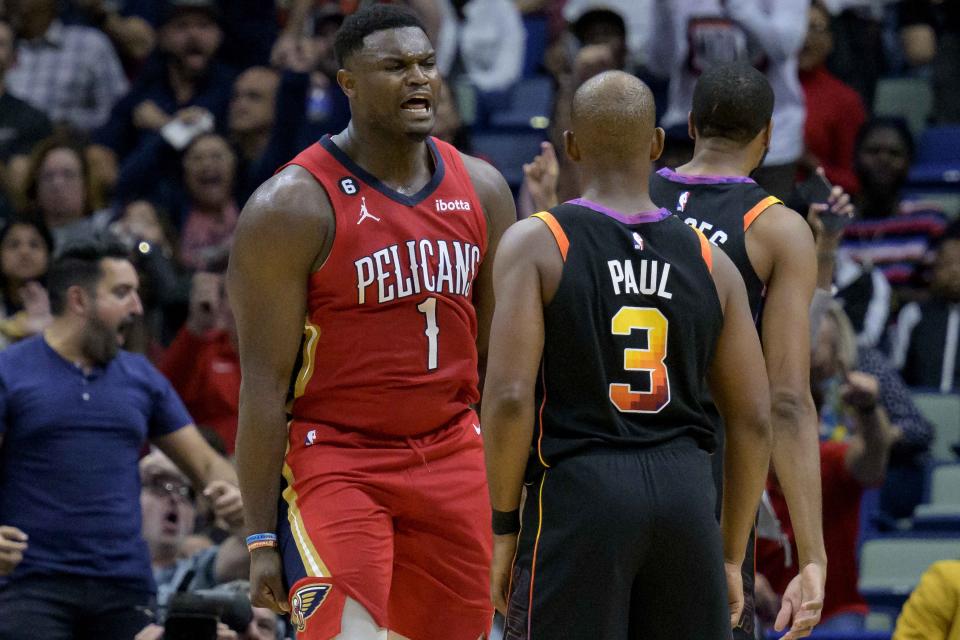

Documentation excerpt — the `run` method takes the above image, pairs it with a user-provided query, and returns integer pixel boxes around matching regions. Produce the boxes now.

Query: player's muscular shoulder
[459,151,517,262]
[708,246,742,313]
[243,165,336,271]
[460,153,513,219]
[745,203,813,282]
[500,217,564,303]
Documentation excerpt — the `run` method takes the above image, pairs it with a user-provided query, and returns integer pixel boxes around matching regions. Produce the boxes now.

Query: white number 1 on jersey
[417,297,439,371]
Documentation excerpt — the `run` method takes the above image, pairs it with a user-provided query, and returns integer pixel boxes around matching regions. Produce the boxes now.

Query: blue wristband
[245,533,278,546]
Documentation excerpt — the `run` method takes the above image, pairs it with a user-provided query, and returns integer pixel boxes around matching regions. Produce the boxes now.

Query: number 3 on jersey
[609,306,671,413]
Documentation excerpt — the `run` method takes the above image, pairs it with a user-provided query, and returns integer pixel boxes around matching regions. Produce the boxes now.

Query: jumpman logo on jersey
[357,197,381,225]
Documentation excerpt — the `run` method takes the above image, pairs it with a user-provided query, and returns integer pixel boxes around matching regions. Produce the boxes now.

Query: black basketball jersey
[649,168,782,320]
[530,199,723,469]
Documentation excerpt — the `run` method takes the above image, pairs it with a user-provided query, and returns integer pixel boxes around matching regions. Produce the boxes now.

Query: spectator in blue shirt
[91,0,236,204]
[0,233,241,640]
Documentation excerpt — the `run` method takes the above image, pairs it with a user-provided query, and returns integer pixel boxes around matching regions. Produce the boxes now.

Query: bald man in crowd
[482,70,773,639]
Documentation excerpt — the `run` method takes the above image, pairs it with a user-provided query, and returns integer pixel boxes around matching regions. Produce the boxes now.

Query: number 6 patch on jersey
[338,177,358,195]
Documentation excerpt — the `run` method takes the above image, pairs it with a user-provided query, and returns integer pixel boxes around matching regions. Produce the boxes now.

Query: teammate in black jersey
[482,71,773,639]
[650,63,849,640]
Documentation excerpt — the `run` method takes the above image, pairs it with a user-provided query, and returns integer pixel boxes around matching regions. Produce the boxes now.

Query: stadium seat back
[913,392,960,462]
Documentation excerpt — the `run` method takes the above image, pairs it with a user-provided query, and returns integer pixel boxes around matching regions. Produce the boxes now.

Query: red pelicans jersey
[281,135,487,438]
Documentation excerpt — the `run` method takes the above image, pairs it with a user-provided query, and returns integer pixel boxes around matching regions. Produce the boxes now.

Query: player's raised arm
[481,217,557,614]
[753,205,828,614]
[226,166,332,614]
[461,154,518,375]
[706,248,773,621]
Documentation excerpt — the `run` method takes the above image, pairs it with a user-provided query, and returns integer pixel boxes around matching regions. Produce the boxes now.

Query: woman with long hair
[0,217,54,349]
[22,135,110,249]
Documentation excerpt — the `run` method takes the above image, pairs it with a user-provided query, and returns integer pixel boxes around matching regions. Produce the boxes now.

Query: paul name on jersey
[354,239,483,305]
[607,258,674,300]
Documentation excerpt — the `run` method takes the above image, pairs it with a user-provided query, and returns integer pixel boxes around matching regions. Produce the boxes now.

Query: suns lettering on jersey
[354,239,482,305]
[682,217,728,246]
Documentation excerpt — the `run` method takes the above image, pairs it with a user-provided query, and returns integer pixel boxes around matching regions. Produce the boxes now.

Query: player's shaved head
[691,63,774,144]
[569,71,657,164]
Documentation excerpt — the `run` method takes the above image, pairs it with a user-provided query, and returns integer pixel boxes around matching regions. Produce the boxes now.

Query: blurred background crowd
[0,0,958,638]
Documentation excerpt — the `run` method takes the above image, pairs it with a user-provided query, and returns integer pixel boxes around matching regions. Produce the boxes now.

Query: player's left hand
[723,560,744,628]
[775,562,825,639]
[490,533,518,616]
[204,481,244,532]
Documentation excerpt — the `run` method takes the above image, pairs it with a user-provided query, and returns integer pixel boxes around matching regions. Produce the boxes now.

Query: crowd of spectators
[0,0,956,638]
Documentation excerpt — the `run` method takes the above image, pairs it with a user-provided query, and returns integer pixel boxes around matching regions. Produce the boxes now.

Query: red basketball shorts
[277,413,493,639]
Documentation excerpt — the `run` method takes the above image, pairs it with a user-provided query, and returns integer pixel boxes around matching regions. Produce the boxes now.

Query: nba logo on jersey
[632,232,644,250]
[305,429,317,446]
[291,583,331,632]
[677,191,690,213]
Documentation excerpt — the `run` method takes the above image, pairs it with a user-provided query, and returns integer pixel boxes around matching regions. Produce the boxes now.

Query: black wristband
[492,508,520,535]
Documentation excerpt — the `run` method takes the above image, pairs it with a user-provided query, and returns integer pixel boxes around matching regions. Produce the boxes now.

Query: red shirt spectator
[159,327,239,453]
[798,2,865,194]
[159,272,239,452]
[801,66,866,194]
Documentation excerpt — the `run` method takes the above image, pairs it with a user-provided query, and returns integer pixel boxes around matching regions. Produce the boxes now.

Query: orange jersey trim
[743,195,782,231]
[532,212,569,262]
[536,361,551,469]
[692,227,714,274]
[528,471,548,635]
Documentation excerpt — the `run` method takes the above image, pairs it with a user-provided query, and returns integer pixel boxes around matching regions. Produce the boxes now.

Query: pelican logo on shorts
[291,583,331,632]
[677,191,690,213]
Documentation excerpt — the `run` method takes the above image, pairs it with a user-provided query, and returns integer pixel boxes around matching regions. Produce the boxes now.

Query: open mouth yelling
[162,507,180,535]
[117,318,134,345]
[400,96,432,118]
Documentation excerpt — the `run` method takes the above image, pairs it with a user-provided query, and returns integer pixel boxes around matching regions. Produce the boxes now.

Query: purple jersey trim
[567,198,671,224]
[657,167,756,185]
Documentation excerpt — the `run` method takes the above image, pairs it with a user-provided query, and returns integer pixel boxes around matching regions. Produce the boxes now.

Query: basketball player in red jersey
[226,5,515,640]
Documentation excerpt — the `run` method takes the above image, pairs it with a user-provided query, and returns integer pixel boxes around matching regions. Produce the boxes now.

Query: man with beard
[648,63,832,640]
[92,0,236,201]
[0,234,242,640]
